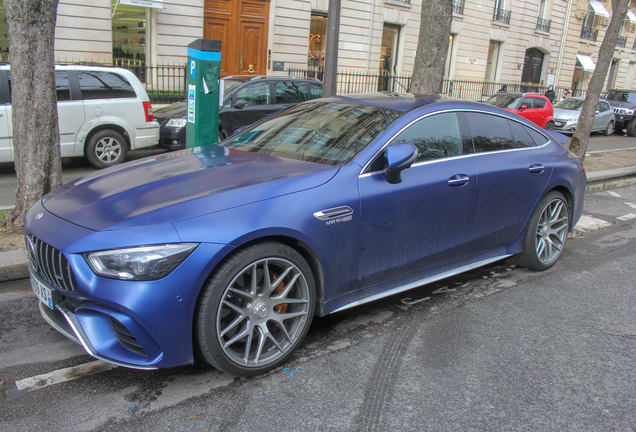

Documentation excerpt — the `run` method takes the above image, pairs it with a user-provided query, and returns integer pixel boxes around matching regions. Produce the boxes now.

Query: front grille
[110,317,147,357]
[25,232,77,292]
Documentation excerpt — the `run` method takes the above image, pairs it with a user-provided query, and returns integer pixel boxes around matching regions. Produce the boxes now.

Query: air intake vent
[110,317,147,357]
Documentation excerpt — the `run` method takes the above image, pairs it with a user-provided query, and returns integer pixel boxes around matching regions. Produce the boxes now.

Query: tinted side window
[78,71,136,100]
[55,71,71,101]
[598,101,610,112]
[392,113,463,162]
[521,97,534,109]
[466,112,515,152]
[533,97,546,108]
[308,84,322,99]
[527,128,549,146]
[508,120,537,148]
[274,81,302,104]
[236,82,270,106]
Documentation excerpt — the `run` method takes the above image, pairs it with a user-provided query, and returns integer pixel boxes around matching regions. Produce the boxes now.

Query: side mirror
[234,99,248,109]
[595,110,600,114]
[385,143,417,184]
[520,105,528,111]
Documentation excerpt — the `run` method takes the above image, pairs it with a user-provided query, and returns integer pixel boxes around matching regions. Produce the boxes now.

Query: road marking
[617,213,636,221]
[625,202,636,209]
[15,360,116,392]
[608,191,621,198]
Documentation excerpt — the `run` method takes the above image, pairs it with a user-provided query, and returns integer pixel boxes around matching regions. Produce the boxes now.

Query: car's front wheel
[627,119,636,137]
[86,129,128,169]
[544,121,554,130]
[195,242,315,376]
[512,191,570,271]
[603,121,614,136]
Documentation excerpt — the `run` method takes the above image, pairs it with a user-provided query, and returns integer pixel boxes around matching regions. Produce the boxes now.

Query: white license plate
[30,271,55,310]
[555,122,564,127]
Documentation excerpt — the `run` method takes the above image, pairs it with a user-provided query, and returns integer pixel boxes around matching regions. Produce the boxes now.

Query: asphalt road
[1,185,635,431]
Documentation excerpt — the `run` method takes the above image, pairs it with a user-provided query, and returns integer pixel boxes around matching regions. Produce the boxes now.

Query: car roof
[221,75,321,83]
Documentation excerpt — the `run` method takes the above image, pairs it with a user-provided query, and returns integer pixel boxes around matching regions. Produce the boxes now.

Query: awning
[120,0,164,9]
[627,10,636,23]
[577,54,596,72]
[589,0,610,18]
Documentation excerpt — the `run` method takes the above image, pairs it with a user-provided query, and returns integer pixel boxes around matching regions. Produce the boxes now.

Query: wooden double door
[204,0,270,77]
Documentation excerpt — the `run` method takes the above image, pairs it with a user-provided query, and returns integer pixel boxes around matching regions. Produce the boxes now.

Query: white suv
[0,65,159,168]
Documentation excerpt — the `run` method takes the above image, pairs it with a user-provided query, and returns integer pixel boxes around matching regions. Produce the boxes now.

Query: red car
[485,92,554,129]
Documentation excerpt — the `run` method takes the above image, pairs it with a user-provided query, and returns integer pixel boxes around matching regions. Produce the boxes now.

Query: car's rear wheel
[218,129,227,141]
[627,119,636,137]
[86,129,128,169]
[544,121,554,130]
[511,191,570,271]
[195,242,315,376]
[603,121,614,136]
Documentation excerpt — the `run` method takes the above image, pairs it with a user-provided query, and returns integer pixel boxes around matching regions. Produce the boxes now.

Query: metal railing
[616,35,628,48]
[452,0,465,15]
[114,61,187,104]
[493,8,511,24]
[580,26,599,42]
[536,17,551,33]
[287,67,587,102]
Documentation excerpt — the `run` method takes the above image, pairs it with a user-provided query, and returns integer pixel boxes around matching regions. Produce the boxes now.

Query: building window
[493,0,511,24]
[308,12,327,68]
[112,0,151,65]
[617,20,628,48]
[444,33,456,79]
[452,0,465,15]
[484,41,501,83]
[536,0,551,32]
[381,24,401,74]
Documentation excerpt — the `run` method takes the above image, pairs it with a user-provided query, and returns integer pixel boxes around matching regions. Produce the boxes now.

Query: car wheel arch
[84,124,131,153]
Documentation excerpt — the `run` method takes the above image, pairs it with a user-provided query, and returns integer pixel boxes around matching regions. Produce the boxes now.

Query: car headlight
[165,118,187,128]
[84,243,198,281]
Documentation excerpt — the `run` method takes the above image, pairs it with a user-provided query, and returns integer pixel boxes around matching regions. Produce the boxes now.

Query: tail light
[143,101,153,122]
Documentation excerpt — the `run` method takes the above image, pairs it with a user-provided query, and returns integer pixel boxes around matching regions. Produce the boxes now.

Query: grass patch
[0,210,7,219]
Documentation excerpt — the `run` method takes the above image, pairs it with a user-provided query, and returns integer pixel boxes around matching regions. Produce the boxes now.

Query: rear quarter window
[78,71,137,100]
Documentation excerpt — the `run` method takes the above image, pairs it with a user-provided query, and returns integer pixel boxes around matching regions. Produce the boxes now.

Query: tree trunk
[3,0,61,228]
[410,0,453,95]
[567,0,629,162]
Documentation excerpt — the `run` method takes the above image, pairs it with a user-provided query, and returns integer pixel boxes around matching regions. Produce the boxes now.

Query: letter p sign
[190,59,196,79]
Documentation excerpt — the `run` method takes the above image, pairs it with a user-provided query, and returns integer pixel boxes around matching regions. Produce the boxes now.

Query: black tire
[511,191,570,271]
[544,121,554,130]
[627,119,636,137]
[195,242,316,376]
[603,121,614,136]
[86,129,128,169]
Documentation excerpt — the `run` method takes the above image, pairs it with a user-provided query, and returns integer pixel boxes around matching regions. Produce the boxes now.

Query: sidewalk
[2,160,636,286]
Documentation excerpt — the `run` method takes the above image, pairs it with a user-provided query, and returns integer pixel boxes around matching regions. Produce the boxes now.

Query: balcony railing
[580,25,598,42]
[633,38,636,50]
[452,0,465,15]
[616,35,628,48]
[536,17,551,33]
[493,8,511,24]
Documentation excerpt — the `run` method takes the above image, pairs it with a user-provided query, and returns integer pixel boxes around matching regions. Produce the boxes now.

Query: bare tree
[568,0,629,161]
[2,0,61,228]
[410,0,453,95]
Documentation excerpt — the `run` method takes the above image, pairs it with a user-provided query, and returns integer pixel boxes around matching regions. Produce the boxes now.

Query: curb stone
[1,166,635,288]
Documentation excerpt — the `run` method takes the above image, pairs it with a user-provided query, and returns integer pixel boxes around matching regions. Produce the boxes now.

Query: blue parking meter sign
[190,59,196,79]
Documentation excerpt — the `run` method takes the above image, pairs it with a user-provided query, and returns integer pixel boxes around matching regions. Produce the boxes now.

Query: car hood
[553,108,580,121]
[42,146,338,231]
[153,102,187,119]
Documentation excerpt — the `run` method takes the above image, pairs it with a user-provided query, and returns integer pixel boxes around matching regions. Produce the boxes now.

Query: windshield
[485,94,522,109]
[554,98,585,111]
[604,90,636,104]
[224,102,403,166]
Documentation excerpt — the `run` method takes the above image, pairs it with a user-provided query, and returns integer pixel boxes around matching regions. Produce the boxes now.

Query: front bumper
[24,201,230,369]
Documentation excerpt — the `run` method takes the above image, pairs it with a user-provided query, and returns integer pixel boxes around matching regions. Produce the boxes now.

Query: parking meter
[185,39,221,148]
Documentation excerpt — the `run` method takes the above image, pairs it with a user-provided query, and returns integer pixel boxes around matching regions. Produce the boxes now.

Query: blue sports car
[25,93,586,376]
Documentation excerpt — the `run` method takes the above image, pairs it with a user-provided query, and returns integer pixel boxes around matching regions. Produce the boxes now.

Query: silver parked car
[552,97,615,135]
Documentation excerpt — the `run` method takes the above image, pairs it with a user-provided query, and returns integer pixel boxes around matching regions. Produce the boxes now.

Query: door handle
[529,164,545,174]
[448,174,470,187]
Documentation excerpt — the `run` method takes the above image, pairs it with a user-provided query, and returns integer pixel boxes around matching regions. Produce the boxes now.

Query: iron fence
[536,17,551,33]
[616,35,628,48]
[580,26,599,42]
[493,8,511,24]
[452,0,465,15]
[288,67,587,102]
[114,61,187,104]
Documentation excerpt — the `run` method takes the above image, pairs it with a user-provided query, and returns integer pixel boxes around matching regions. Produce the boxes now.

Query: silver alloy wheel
[216,257,311,368]
[94,137,123,163]
[605,121,614,135]
[535,198,569,265]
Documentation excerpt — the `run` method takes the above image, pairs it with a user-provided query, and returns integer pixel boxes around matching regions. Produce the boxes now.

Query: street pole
[323,0,341,97]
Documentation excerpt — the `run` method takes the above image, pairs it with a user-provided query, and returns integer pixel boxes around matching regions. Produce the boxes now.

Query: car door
[465,112,552,254]
[358,112,476,288]
[0,70,11,160]
[273,80,304,111]
[519,97,537,125]
[219,81,276,134]
[56,70,85,156]
[594,101,612,131]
